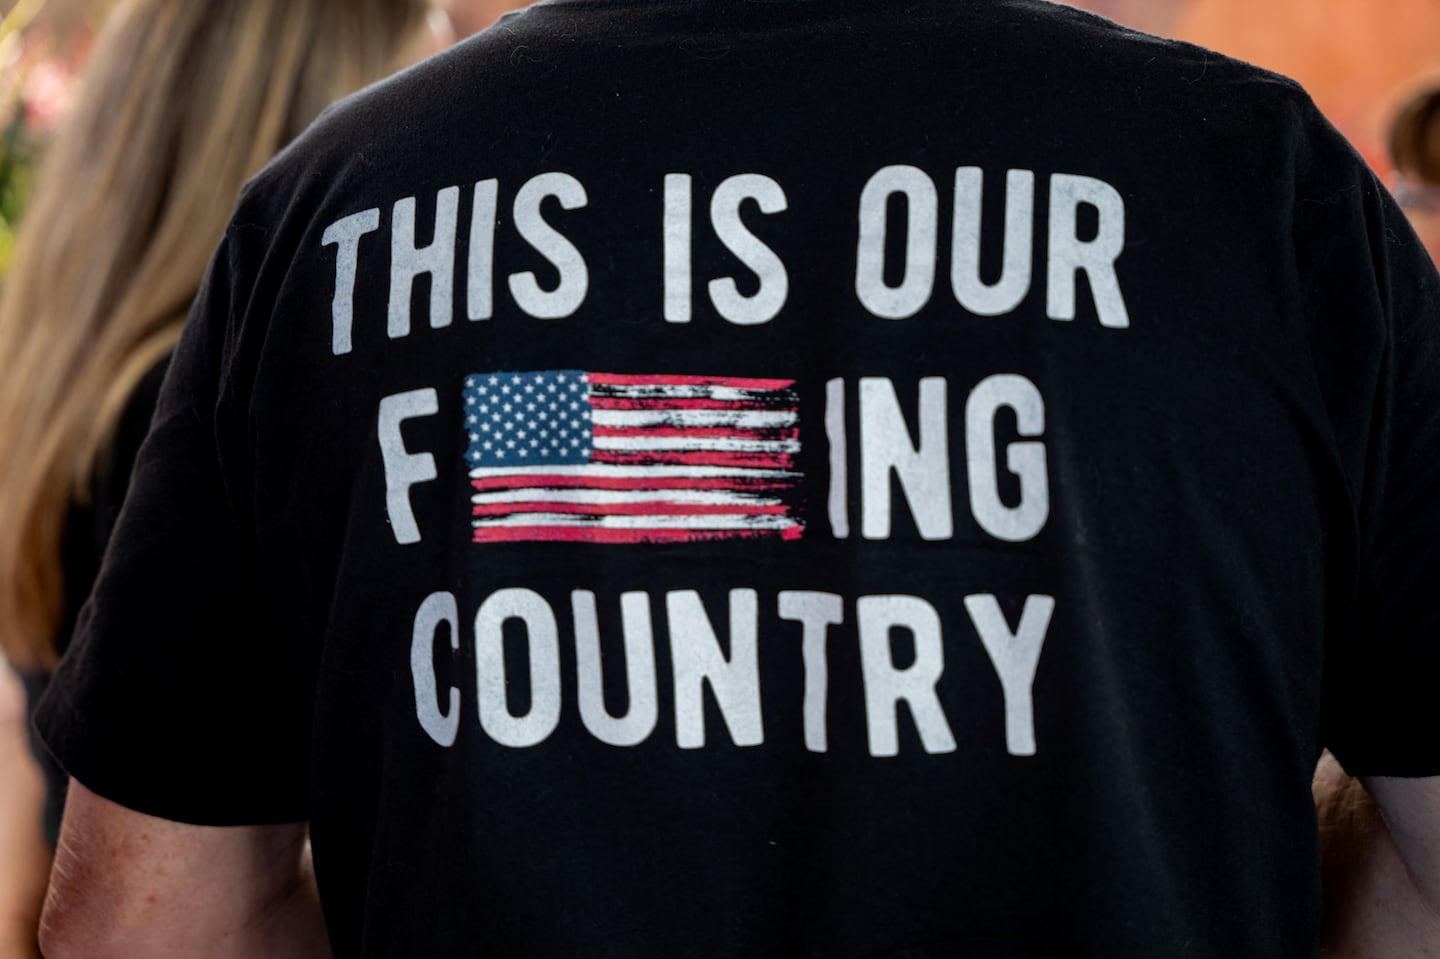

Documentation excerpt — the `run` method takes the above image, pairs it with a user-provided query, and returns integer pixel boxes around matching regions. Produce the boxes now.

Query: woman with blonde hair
[0,0,432,953]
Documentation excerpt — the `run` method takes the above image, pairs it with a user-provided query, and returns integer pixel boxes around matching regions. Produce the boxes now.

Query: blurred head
[0,0,430,668]
[1390,85,1440,263]
[440,0,533,39]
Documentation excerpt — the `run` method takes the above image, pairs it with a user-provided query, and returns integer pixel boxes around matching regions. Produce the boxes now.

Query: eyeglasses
[1395,175,1440,214]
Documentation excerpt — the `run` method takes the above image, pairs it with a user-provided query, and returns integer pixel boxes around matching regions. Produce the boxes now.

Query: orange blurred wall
[1173,0,1440,173]
[1065,0,1440,176]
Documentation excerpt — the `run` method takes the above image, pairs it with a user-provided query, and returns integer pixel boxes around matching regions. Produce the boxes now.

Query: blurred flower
[20,57,77,133]
[0,0,98,278]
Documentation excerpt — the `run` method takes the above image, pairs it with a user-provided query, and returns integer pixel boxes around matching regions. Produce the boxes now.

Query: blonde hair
[0,0,428,667]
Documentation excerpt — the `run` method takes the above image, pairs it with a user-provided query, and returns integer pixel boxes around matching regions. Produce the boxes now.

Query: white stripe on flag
[590,384,787,402]
[592,436,801,453]
[591,410,798,429]
[469,464,800,479]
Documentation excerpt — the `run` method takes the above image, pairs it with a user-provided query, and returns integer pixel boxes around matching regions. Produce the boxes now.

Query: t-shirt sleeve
[34,224,311,825]
[1297,103,1440,778]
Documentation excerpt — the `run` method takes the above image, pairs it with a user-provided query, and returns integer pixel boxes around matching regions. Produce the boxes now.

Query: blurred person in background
[0,0,433,954]
[1392,84,1440,263]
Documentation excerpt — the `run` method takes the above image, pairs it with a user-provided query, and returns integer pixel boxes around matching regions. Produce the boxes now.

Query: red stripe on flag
[472,526,805,544]
[590,396,795,412]
[592,426,800,441]
[588,373,795,390]
[471,502,792,517]
[591,450,796,469]
[471,475,796,493]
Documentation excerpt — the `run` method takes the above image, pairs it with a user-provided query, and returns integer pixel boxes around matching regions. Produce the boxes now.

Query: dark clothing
[15,669,62,845]
[14,358,168,845]
[35,2,1440,956]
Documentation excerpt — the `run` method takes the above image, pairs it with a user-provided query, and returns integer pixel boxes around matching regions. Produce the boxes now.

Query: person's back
[35,2,1440,956]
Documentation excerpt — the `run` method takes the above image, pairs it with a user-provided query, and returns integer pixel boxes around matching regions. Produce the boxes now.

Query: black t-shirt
[35,1,1440,956]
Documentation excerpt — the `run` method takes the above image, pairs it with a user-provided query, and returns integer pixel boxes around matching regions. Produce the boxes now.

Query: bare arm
[1315,754,1440,958]
[39,780,330,959]
[0,667,48,959]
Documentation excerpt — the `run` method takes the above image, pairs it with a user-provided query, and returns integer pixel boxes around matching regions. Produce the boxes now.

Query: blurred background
[1070,0,1440,176]
[0,0,530,273]
[2,0,1439,267]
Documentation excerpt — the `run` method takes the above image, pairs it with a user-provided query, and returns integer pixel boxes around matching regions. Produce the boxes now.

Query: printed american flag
[464,371,805,544]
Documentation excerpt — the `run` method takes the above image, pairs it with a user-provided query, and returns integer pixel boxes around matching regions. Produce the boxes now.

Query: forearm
[1315,755,1440,957]
[42,892,329,959]
[0,803,45,959]
[39,782,331,959]
[41,839,330,959]
[223,842,332,959]
[0,929,39,959]
[0,669,48,959]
